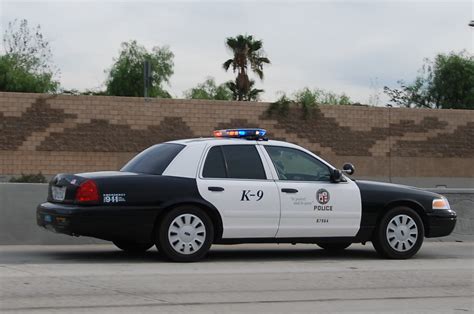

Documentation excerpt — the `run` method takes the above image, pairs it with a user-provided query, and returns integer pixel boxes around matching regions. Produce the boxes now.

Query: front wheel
[316,242,351,251]
[372,207,424,259]
[113,241,154,253]
[156,206,214,262]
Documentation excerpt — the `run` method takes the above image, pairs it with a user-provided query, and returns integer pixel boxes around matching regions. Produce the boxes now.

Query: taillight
[75,180,99,202]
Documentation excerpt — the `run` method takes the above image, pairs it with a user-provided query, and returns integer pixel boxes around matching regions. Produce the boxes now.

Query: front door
[262,145,361,238]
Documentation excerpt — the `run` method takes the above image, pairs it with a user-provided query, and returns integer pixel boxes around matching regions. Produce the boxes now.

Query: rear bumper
[425,209,457,238]
[36,202,159,242]
[37,202,80,236]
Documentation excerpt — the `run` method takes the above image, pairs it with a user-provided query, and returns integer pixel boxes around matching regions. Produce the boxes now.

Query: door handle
[281,188,298,193]
[208,186,225,192]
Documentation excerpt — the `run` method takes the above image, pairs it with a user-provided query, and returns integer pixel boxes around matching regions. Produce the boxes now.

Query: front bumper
[36,202,158,242]
[425,209,457,238]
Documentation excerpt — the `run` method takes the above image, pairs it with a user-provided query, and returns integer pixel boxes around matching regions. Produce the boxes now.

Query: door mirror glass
[342,163,355,175]
[330,169,343,183]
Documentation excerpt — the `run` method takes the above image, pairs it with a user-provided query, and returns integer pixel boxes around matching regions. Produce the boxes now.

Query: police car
[37,128,457,262]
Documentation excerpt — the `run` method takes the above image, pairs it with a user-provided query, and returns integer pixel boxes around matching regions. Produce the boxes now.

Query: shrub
[9,172,47,183]
[268,87,352,119]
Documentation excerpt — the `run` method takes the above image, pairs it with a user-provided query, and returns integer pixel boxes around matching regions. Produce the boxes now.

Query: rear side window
[202,146,227,178]
[202,145,266,180]
[121,143,185,175]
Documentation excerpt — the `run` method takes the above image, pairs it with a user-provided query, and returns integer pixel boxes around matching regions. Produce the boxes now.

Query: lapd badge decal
[317,189,330,205]
[314,189,332,211]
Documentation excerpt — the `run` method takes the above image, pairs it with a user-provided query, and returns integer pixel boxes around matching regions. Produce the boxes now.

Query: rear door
[196,143,280,238]
[262,145,362,238]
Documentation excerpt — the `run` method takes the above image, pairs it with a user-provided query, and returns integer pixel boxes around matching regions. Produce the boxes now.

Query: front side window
[265,146,331,181]
[202,145,266,180]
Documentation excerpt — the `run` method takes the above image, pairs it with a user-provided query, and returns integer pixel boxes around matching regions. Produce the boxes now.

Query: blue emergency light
[213,128,267,140]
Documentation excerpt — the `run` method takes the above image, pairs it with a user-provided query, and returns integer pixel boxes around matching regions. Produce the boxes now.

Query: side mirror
[330,169,343,183]
[342,163,355,175]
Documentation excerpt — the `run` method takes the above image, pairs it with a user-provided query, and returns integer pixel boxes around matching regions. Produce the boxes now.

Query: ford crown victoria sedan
[37,128,457,262]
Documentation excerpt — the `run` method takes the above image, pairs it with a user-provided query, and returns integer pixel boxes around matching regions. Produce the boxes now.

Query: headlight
[432,197,450,210]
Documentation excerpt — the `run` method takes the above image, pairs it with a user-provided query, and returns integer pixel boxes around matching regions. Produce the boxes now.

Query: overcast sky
[1,0,472,104]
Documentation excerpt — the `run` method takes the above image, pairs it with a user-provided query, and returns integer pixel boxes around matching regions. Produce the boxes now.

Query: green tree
[0,55,58,92]
[0,19,58,93]
[222,34,270,101]
[384,51,474,109]
[184,77,232,100]
[105,40,174,98]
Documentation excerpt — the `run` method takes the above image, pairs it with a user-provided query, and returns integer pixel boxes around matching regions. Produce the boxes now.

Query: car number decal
[316,218,329,223]
[103,193,126,203]
[241,190,264,201]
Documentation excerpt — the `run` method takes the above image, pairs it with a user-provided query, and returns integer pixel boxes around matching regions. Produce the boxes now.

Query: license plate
[52,186,66,201]
[44,214,52,223]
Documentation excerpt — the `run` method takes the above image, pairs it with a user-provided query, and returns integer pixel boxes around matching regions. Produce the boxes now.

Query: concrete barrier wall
[0,183,472,245]
[0,183,105,245]
[426,189,474,242]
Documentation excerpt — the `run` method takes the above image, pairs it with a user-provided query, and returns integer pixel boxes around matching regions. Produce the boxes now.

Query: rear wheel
[372,207,424,259]
[113,241,154,253]
[156,206,214,262]
[316,242,351,251]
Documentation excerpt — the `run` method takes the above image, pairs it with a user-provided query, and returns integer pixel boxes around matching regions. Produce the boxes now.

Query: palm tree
[226,80,264,101]
[223,35,270,101]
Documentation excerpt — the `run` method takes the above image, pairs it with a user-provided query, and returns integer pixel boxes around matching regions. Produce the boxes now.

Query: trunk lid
[48,171,194,207]
[48,171,137,205]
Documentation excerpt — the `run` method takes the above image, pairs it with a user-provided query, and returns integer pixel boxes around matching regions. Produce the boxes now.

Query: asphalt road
[0,242,473,313]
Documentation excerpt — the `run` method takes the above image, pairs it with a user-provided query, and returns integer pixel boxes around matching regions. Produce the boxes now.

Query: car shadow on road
[0,245,382,264]
[206,246,380,262]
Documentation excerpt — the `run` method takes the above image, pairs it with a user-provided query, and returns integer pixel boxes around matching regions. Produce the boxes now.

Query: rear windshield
[121,143,185,175]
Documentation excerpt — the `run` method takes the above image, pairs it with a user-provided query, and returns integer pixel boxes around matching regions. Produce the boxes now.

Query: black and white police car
[37,128,457,262]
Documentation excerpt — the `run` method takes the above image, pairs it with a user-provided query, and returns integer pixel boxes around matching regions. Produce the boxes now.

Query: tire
[316,242,351,251]
[113,241,154,253]
[156,206,214,262]
[372,206,424,259]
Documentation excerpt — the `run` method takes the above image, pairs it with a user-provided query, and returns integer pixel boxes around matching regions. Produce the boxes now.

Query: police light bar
[213,128,267,139]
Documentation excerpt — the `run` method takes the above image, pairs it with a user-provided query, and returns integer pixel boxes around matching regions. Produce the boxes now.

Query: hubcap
[386,214,418,252]
[168,214,206,255]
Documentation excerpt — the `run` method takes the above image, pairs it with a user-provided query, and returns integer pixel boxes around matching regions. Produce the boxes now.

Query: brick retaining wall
[0,92,473,179]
